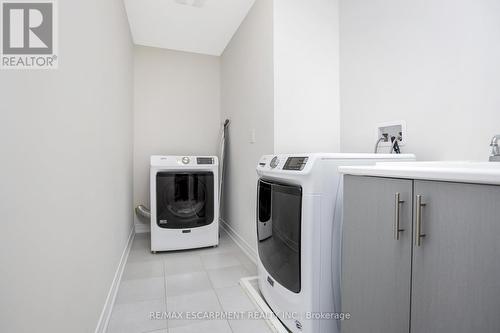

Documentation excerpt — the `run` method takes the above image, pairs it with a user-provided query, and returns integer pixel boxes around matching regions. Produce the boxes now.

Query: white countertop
[339,161,500,185]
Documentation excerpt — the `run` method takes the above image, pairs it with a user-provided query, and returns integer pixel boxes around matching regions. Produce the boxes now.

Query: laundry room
[1,0,500,333]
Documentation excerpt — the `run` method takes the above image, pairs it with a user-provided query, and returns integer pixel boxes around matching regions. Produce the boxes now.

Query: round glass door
[156,172,214,229]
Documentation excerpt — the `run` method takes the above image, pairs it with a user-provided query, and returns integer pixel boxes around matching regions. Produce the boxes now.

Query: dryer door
[257,179,302,293]
[156,172,214,229]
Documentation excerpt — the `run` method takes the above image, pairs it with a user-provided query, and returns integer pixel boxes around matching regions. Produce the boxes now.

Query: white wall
[134,46,221,231]
[340,0,500,160]
[274,0,340,153]
[220,0,274,254]
[0,1,134,332]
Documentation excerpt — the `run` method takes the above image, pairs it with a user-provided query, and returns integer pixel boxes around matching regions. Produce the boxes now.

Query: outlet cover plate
[376,121,407,147]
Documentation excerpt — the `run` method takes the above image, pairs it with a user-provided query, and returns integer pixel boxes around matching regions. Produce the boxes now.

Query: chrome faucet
[490,135,500,161]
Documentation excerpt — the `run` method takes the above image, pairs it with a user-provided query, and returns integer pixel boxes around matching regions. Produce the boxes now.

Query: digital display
[283,157,308,171]
[197,157,213,165]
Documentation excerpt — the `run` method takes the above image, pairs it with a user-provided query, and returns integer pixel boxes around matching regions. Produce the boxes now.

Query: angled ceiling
[124,0,255,56]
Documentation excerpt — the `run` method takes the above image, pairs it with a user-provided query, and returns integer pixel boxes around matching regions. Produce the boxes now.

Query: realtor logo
[1,0,58,69]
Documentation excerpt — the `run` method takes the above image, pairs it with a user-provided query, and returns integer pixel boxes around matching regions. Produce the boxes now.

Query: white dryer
[256,153,415,333]
[150,155,219,252]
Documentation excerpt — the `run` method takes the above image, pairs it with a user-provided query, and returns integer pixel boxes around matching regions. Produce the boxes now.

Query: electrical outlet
[376,121,406,147]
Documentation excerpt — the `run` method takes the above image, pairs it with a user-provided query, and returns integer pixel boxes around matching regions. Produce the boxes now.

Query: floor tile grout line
[218,231,257,333]
[204,243,235,333]
[216,233,257,332]
[218,230,255,270]
[120,231,255,333]
[204,262,245,272]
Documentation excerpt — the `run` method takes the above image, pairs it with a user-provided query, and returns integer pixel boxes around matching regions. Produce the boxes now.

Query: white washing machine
[150,155,219,252]
[256,153,416,333]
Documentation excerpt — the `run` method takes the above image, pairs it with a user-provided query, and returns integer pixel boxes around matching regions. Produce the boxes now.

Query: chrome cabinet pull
[415,195,427,246]
[394,193,405,240]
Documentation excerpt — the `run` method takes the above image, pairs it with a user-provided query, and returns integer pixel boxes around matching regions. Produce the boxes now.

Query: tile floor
[106,229,273,333]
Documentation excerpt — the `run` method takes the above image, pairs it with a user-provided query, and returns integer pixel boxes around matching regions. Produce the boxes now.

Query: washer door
[257,179,302,293]
[156,172,214,229]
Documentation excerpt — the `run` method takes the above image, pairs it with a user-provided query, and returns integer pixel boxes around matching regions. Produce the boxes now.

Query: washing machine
[256,153,415,333]
[150,155,219,252]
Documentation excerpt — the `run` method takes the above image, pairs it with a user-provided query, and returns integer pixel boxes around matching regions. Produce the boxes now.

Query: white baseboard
[95,226,135,333]
[219,218,257,264]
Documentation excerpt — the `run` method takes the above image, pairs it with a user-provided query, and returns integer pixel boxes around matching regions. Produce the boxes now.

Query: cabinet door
[412,181,500,333]
[342,176,413,333]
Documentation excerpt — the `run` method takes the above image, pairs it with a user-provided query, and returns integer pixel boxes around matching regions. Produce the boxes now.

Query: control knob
[270,156,279,169]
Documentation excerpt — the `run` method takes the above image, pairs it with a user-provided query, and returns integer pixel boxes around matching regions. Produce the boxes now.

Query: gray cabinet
[342,176,412,333]
[411,180,500,333]
[342,176,500,333]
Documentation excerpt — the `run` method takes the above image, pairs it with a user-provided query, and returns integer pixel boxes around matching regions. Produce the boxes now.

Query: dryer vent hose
[135,205,151,219]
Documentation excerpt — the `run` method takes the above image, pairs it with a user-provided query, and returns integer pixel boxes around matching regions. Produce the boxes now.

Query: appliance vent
[174,0,207,8]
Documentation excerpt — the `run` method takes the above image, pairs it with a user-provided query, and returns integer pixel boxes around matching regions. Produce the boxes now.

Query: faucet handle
[490,135,500,157]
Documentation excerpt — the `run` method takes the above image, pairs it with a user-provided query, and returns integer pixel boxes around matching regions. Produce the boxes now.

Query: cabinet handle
[394,193,405,240]
[415,195,427,246]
